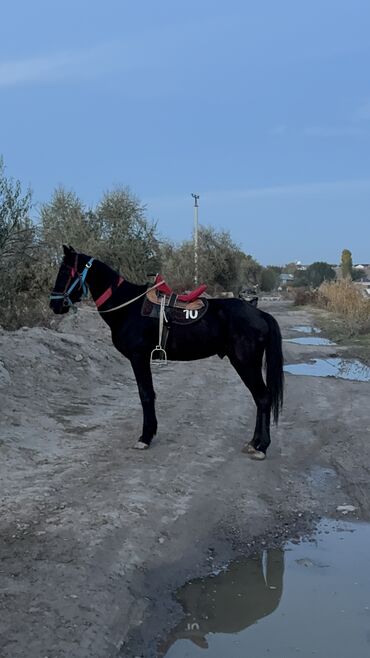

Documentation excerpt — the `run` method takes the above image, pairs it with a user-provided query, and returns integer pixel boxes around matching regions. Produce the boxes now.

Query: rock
[0,363,11,387]
[296,558,314,567]
[74,354,83,362]
[336,504,357,514]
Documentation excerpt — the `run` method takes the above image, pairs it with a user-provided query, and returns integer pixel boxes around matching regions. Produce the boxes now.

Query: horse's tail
[262,311,284,424]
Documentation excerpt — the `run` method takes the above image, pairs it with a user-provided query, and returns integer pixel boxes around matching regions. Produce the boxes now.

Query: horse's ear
[62,244,76,256]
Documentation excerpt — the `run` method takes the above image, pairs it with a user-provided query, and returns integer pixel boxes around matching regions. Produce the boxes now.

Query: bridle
[50,255,162,313]
[50,256,94,310]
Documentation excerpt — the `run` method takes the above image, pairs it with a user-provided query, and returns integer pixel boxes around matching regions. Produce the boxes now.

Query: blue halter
[50,258,94,310]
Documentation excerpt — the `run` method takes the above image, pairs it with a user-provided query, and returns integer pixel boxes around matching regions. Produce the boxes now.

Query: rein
[99,281,162,313]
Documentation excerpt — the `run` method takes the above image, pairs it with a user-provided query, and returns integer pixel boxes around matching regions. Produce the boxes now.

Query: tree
[161,227,261,295]
[40,187,98,264]
[95,187,161,282]
[294,261,336,288]
[283,262,299,275]
[260,267,278,291]
[0,156,33,263]
[40,185,161,282]
[352,268,365,282]
[307,261,336,288]
[0,157,41,328]
[341,249,353,279]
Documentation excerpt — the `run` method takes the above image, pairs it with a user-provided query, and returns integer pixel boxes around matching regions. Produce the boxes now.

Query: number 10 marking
[184,309,199,320]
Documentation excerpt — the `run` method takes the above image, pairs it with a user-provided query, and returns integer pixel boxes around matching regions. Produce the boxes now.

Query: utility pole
[191,193,199,286]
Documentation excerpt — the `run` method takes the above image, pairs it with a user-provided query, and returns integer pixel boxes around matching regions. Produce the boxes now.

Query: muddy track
[0,301,369,657]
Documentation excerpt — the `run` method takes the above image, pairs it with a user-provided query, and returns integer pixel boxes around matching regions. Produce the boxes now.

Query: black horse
[50,246,283,459]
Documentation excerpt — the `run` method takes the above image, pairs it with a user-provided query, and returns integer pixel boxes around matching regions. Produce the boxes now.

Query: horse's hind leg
[229,353,272,458]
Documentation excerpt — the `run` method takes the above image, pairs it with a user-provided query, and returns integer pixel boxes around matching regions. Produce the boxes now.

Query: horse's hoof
[133,441,149,450]
[243,444,266,460]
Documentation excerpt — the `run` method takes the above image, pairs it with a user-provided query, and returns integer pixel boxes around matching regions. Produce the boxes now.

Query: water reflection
[285,337,335,346]
[162,549,284,654]
[291,325,321,334]
[161,521,370,658]
[284,357,370,382]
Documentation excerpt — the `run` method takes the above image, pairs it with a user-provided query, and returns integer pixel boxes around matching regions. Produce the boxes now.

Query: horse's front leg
[130,353,157,449]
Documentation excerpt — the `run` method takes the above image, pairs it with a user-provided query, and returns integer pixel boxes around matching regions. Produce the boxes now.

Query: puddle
[284,358,370,382]
[285,337,335,346]
[162,520,370,658]
[291,325,322,334]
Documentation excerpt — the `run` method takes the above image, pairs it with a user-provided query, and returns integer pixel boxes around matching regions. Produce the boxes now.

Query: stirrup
[150,345,167,365]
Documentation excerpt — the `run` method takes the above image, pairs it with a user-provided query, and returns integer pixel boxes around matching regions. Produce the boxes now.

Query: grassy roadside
[305,306,370,365]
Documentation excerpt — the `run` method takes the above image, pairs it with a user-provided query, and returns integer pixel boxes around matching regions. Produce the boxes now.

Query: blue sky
[1,0,369,265]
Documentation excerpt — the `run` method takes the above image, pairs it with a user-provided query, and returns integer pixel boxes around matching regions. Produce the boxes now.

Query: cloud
[208,179,370,201]
[147,179,370,209]
[0,16,232,90]
[303,125,369,138]
[0,43,128,88]
[353,100,370,122]
[270,124,287,136]
[303,100,370,137]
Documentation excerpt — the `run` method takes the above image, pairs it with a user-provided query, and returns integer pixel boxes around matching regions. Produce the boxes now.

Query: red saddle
[154,275,207,303]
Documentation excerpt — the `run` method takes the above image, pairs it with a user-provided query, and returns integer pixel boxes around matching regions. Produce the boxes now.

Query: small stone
[296,558,314,567]
[74,354,83,362]
[336,505,356,514]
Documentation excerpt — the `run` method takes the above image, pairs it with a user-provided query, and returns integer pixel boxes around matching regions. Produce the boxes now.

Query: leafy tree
[40,187,98,264]
[307,262,336,288]
[161,227,261,295]
[294,261,336,288]
[267,265,283,275]
[283,262,299,275]
[0,158,41,328]
[260,267,279,291]
[341,249,353,279]
[95,187,161,281]
[40,185,161,282]
[352,268,365,282]
[0,156,33,263]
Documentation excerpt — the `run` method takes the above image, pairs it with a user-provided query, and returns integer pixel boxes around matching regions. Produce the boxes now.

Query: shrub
[319,280,370,335]
[293,288,319,306]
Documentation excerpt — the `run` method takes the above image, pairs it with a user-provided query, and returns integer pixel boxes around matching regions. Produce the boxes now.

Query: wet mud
[1,301,370,657]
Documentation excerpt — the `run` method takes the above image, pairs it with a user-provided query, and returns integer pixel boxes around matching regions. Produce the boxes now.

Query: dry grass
[318,280,370,335]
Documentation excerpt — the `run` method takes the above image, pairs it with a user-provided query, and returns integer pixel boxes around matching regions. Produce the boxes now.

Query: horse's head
[49,245,93,314]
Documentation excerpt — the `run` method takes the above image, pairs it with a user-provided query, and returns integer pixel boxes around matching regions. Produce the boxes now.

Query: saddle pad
[142,290,208,325]
[146,288,205,310]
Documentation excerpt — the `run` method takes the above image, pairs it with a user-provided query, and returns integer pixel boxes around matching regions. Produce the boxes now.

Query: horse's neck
[87,260,118,302]
[88,259,145,306]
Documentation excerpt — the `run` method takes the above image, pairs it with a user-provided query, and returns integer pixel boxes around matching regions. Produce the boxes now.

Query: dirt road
[1,301,369,657]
